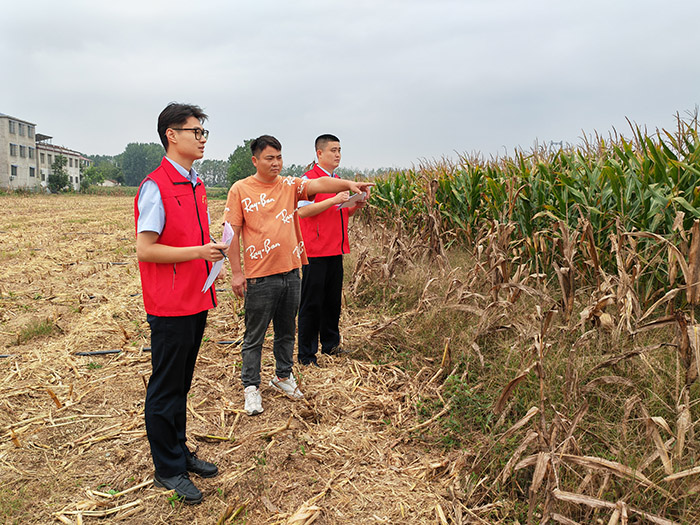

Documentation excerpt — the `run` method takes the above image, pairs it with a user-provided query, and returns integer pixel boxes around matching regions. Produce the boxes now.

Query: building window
[41,171,46,181]
[69,158,73,167]
[48,154,52,164]
[28,126,34,139]
[40,153,45,164]
[20,145,27,158]
[11,165,17,177]
[9,121,16,134]
[9,144,18,156]
[18,123,25,137]
[28,147,35,159]
[29,167,35,177]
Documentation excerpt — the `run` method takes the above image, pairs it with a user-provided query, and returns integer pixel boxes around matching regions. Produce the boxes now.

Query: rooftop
[37,142,89,160]
[0,112,36,126]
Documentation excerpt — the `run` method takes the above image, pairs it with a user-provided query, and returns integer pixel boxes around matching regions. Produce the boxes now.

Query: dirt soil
[0,194,472,525]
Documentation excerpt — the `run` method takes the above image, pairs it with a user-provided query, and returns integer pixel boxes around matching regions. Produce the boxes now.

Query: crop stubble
[0,194,465,524]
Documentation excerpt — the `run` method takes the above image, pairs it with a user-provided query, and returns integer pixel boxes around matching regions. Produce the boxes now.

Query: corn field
[358,113,700,522]
[371,113,700,310]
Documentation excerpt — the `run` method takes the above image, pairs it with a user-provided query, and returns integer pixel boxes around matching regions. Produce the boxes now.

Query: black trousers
[145,310,207,477]
[298,255,343,364]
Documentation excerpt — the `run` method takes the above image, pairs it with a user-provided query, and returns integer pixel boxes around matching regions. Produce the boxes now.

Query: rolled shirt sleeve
[136,180,166,234]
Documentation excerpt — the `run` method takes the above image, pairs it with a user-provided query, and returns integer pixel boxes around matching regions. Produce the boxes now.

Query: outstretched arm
[305,178,373,200]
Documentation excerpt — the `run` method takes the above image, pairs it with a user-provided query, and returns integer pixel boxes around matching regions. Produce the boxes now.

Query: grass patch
[207,186,230,200]
[81,186,139,197]
[16,318,56,345]
[0,487,24,521]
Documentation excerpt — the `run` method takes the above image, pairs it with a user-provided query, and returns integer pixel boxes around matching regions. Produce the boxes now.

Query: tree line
[83,140,391,190]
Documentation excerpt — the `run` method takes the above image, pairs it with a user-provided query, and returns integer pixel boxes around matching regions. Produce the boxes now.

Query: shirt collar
[165,156,198,185]
[317,164,336,177]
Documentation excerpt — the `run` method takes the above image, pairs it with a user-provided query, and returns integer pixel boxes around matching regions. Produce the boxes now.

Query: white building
[0,113,38,189]
[37,140,91,191]
[0,112,90,191]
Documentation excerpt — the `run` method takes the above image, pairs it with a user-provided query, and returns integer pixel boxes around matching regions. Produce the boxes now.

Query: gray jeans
[241,269,301,387]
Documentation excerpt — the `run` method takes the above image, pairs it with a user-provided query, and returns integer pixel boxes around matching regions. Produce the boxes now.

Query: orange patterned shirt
[224,175,310,279]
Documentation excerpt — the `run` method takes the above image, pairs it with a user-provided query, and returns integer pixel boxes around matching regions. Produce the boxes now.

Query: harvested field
[3,193,699,524]
[0,194,469,524]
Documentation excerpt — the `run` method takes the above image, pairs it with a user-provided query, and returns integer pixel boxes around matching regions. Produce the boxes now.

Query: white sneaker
[244,385,263,416]
[269,373,304,399]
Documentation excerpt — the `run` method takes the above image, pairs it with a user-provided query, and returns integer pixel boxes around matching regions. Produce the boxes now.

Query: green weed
[0,487,23,521]
[432,376,495,446]
[16,318,55,345]
[167,492,184,508]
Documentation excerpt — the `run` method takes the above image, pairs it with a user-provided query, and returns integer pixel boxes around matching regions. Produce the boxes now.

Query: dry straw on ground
[0,195,493,524]
[2,194,699,524]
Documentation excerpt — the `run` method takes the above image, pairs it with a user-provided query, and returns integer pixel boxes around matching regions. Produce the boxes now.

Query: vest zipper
[340,208,346,254]
[191,182,216,307]
[333,172,347,254]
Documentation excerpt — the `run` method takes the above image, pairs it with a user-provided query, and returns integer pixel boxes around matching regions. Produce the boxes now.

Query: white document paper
[338,192,367,209]
[201,221,234,293]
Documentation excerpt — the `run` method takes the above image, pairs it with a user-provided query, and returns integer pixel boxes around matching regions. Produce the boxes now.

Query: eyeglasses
[170,127,210,140]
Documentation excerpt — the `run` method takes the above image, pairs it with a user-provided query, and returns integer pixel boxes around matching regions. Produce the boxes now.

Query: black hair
[315,134,340,152]
[157,103,208,151]
[251,135,282,157]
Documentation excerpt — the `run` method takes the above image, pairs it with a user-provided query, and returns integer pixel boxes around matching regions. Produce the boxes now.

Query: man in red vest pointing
[135,103,228,504]
[297,134,369,366]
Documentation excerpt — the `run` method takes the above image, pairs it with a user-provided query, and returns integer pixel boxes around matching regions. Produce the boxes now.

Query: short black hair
[157,103,208,151]
[251,135,282,157]
[315,134,340,152]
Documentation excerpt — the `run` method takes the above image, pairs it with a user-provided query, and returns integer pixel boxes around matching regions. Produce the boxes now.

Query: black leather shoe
[186,454,219,478]
[300,360,320,367]
[153,472,203,504]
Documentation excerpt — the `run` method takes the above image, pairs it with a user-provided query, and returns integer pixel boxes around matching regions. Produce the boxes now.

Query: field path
[0,195,471,524]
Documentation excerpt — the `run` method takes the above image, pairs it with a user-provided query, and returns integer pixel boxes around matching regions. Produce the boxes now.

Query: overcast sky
[2,0,699,170]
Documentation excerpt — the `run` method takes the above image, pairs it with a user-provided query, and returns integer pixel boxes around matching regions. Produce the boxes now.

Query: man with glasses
[135,103,228,504]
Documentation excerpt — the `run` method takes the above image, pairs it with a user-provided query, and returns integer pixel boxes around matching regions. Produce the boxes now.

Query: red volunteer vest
[299,165,350,257]
[134,158,216,316]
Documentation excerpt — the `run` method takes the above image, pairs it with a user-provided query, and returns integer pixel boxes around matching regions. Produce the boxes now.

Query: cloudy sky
[2,0,699,170]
